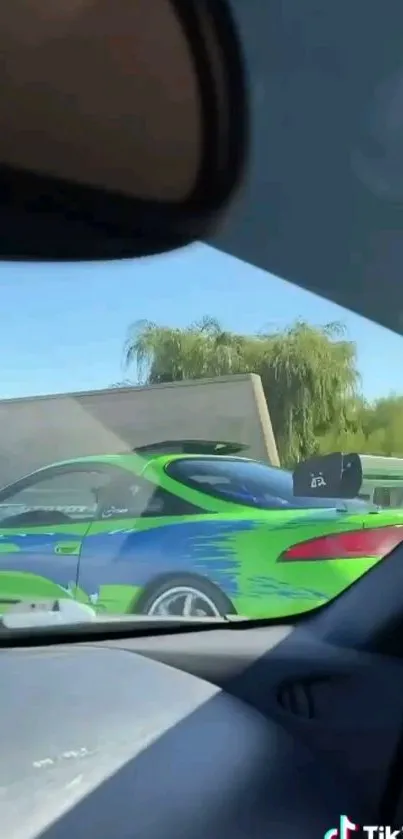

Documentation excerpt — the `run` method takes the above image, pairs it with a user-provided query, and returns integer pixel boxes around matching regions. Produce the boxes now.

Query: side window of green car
[0,468,111,527]
[96,475,203,520]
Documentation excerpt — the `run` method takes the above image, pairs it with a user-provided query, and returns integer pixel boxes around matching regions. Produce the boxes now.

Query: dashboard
[3,613,403,839]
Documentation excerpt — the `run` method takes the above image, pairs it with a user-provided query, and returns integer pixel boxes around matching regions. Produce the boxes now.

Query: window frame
[165,456,295,509]
[0,460,207,527]
[0,462,132,527]
[96,474,204,520]
[165,456,347,510]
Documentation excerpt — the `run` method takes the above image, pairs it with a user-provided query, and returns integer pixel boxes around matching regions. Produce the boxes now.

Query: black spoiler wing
[133,439,248,456]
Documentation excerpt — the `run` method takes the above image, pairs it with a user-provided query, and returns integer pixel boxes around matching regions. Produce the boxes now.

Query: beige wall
[0,374,279,484]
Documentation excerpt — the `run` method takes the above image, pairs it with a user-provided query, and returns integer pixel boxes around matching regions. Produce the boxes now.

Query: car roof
[21,451,260,473]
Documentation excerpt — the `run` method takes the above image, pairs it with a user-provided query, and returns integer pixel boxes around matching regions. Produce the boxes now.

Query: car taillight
[279,526,403,562]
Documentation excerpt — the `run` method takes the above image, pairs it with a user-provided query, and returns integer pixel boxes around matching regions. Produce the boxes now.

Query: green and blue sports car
[0,440,402,619]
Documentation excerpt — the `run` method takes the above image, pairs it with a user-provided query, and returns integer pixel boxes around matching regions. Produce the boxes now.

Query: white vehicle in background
[358,455,403,507]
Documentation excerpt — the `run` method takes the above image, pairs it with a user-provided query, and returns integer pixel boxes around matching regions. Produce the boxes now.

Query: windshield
[3,0,403,631]
[2,246,403,630]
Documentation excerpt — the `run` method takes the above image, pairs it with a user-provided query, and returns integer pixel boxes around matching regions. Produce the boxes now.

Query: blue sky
[0,243,401,401]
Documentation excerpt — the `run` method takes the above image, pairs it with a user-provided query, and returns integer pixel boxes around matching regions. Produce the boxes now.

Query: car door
[78,472,205,614]
[0,465,111,611]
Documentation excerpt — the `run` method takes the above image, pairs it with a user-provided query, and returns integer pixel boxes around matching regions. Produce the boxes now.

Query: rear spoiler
[293,452,363,499]
[133,439,248,456]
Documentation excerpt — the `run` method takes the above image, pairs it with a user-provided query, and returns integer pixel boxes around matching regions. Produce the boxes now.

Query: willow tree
[358,395,403,456]
[258,321,359,463]
[123,317,359,465]
[124,316,252,382]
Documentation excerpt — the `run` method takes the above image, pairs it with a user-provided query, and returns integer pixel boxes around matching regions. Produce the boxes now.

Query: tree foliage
[122,316,403,466]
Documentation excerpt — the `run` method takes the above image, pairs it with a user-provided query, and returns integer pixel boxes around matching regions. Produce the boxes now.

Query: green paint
[0,571,74,606]
[1,451,403,620]
[96,585,142,614]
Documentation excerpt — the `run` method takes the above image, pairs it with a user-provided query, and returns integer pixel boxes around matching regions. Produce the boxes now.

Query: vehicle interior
[2,2,403,839]
[4,546,403,839]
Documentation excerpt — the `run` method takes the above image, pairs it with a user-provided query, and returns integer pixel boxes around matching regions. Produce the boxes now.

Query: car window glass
[373,487,392,507]
[0,469,110,524]
[167,457,347,510]
[97,476,202,519]
[4,229,403,621]
[189,473,231,485]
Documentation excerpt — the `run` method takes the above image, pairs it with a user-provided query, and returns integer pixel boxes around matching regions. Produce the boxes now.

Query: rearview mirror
[293,452,363,499]
[0,0,247,260]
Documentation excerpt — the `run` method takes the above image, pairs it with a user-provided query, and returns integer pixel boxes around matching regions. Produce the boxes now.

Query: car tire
[137,575,235,618]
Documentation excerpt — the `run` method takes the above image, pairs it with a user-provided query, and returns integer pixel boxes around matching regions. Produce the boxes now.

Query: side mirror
[293,452,363,499]
[0,0,247,261]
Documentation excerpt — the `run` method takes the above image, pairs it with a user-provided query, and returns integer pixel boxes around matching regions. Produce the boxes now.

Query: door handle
[54,542,81,556]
